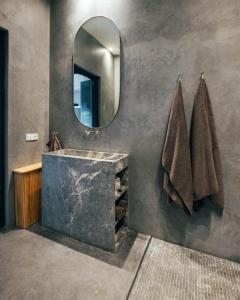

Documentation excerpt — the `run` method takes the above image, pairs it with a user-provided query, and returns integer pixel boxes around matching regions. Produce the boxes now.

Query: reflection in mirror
[73,17,120,128]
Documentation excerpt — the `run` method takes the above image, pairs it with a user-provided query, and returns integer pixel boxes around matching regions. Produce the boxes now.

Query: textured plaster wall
[0,0,50,226]
[50,0,240,261]
[74,28,115,126]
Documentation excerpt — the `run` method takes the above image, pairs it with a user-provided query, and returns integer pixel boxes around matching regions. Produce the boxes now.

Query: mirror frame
[72,16,121,129]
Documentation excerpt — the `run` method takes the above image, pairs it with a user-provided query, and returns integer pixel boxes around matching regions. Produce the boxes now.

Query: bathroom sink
[46,149,128,162]
[42,148,129,251]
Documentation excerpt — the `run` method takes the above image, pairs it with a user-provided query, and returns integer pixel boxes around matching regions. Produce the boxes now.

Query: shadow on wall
[119,38,124,115]
[7,175,15,227]
[158,164,223,245]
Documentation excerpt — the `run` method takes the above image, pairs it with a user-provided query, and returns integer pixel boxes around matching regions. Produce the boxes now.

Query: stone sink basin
[46,149,127,163]
[41,148,129,251]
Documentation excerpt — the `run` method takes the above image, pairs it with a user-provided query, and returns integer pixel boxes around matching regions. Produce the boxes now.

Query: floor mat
[129,238,240,300]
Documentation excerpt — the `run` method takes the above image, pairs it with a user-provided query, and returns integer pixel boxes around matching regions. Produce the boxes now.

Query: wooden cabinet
[13,163,42,228]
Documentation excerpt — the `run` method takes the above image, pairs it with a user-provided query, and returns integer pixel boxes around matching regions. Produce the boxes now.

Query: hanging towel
[190,78,224,209]
[46,131,63,151]
[162,80,193,215]
[115,206,125,221]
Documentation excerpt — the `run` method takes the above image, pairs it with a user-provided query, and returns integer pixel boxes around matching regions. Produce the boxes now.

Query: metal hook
[177,74,181,82]
[201,72,204,79]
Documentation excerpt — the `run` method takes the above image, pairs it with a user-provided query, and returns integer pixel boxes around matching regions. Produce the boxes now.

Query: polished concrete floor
[129,238,240,300]
[1,229,240,300]
[0,227,150,300]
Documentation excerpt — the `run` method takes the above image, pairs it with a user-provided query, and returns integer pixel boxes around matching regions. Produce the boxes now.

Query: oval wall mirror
[73,17,120,128]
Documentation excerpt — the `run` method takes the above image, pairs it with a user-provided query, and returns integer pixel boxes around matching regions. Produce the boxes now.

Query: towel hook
[177,74,181,82]
[200,72,204,79]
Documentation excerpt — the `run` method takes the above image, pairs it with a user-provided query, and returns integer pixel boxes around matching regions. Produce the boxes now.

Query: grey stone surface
[0,0,50,227]
[50,0,240,262]
[129,238,240,300]
[0,228,150,300]
[42,149,128,251]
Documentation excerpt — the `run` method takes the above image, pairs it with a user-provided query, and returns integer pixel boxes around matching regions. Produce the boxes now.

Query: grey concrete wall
[0,0,50,226]
[50,0,240,262]
[74,28,115,126]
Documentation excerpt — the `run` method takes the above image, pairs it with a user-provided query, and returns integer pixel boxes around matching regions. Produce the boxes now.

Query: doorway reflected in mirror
[74,65,99,127]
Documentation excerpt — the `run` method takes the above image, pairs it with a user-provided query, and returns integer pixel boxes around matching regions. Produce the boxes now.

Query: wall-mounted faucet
[84,129,103,136]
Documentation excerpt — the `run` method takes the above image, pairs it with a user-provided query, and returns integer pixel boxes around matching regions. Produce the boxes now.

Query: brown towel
[115,206,125,221]
[190,78,224,208]
[162,80,193,214]
[46,131,63,151]
[118,199,128,210]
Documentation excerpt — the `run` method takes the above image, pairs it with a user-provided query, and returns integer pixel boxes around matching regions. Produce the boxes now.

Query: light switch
[26,133,39,141]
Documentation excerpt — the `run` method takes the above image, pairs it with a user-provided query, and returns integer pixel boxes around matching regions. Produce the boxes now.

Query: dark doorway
[0,29,7,228]
[80,80,93,127]
[74,64,100,127]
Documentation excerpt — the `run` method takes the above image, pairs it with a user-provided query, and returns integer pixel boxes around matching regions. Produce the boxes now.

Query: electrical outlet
[26,133,39,141]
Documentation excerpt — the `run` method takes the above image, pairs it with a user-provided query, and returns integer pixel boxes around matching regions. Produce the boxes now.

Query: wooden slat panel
[27,170,41,226]
[14,166,41,228]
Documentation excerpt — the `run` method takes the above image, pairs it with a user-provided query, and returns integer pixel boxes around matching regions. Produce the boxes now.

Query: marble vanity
[41,149,128,252]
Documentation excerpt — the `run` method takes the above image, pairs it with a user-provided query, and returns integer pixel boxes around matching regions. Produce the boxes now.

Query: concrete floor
[1,229,240,300]
[129,238,240,300]
[0,227,150,300]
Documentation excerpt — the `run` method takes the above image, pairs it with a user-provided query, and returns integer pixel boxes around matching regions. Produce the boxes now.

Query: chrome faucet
[84,129,103,136]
